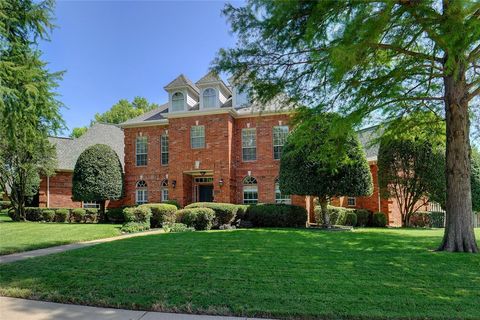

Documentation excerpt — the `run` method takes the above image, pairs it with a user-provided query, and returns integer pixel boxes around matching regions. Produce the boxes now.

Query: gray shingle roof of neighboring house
[357,125,380,161]
[49,123,124,171]
[121,103,169,126]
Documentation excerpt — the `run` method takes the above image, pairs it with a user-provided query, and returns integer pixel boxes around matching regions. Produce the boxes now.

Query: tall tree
[0,0,63,220]
[215,1,480,252]
[70,97,159,138]
[279,111,373,226]
[72,144,123,221]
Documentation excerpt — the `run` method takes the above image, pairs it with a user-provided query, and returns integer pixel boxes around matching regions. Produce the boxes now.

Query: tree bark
[99,200,106,223]
[319,196,331,228]
[438,61,478,253]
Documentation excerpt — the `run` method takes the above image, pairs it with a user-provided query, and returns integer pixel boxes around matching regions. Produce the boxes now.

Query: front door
[199,185,214,202]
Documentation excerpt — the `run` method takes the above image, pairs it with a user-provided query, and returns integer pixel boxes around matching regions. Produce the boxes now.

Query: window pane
[161,134,169,165]
[243,186,258,204]
[275,183,291,204]
[242,128,256,161]
[203,88,216,108]
[162,189,169,201]
[236,87,250,107]
[136,189,148,204]
[273,126,289,160]
[191,126,205,149]
[172,92,185,112]
[347,197,356,206]
[136,136,147,166]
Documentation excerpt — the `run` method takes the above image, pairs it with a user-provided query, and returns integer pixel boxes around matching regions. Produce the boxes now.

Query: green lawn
[0,228,479,319]
[0,213,121,255]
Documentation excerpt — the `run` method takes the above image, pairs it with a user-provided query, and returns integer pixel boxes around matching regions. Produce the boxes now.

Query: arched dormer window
[203,88,216,109]
[161,179,169,202]
[136,180,148,204]
[274,177,291,204]
[172,92,185,112]
[243,176,258,204]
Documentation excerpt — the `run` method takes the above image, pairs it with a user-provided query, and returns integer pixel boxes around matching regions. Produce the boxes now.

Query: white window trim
[191,125,205,149]
[347,197,356,207]
[273,126,289,160]
[275,181,291,204]
[161,134,168,166]
[136,136,148,167]
[201,87,217,109]
[242,128,257,161]
[171,91,185,112]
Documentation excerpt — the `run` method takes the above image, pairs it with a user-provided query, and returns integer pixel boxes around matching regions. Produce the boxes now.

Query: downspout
[47,176,50,208]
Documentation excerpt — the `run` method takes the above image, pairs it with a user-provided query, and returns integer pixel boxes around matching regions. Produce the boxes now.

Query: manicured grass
[0,228,479,319]
[0,213,121,255]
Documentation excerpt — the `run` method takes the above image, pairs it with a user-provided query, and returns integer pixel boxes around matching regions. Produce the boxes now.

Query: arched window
[203,88,216,109]
[274,177,291,204]
[161,179,169,202]
[136,180,148,204]
[172,92,185,112]
[243,176,258,204]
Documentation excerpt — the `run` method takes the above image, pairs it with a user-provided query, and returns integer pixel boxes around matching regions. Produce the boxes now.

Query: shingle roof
[164,74,199,94]
[49,123,124,171]
[195,71,221,86]
[357,126,380,160]
[121,103,169,126]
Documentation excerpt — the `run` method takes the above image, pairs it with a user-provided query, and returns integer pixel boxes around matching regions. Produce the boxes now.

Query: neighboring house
[38,123,124,209]
[39,71,423,226]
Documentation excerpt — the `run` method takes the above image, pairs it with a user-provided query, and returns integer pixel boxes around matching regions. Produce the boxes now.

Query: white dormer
[164,74,199,112]
[196,71,232,110]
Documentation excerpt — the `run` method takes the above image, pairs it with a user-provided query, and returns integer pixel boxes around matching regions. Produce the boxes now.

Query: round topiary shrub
[176,208,215,231]
[71,208,86,223]
[139,203,177,228]
[372,212,387,227]
[41,209,55,222]
[163,200,181,209]
[354,209,371,227]
[344,212,357,226]
[123,206,152,224]
[106,207,126,223]
[54,209,69,222]
[185,202,238,227]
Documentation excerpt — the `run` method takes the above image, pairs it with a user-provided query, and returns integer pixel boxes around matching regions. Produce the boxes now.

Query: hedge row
[314,206,387,227]
[0,200,12,210]
[19,207,100,223]
[410,211,445,228]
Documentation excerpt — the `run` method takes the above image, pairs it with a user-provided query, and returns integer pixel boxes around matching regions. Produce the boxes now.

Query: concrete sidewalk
[0,297,271,320]
[0,229,165,264]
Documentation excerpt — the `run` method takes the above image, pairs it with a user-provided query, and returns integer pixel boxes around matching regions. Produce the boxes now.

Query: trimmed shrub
[0,200,12,210]
[163,200,181,209]
[185,202,238,227]
[372,212,387,227]
[344,212,357,226]
[106,207,126,223]
[25,207,42,221]
[176,208,215,231]
[162,222,194,233]
[121,221,150,233]
[71,208,86,223]
[123,206,152,224]
[246,204,307,227]
[54,209,69,222]
[354,209,371,227]
[139,203,177,228]
[429,211,445,228]
[235,205,249,221]
[410,211,430,227]
[41,209,55,222]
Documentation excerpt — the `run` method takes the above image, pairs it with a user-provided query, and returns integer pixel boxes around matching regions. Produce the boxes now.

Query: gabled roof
[49,123,124,171]
[121,103,169,126]
[196,71,232,95]
[163,74,199,94]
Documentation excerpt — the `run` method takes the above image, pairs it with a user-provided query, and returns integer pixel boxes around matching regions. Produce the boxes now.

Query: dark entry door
[199,185,214,202]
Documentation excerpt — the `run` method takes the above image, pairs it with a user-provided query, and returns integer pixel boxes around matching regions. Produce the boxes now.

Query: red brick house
[39,72,414,226]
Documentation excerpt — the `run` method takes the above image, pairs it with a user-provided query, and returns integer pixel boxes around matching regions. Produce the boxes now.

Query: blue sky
[39,1,239,136]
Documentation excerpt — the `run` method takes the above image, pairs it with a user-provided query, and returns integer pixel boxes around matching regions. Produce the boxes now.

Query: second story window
[242,128,256,161]
[136,136,147,166]
[203,88,216,109]
[273,126,289,160]
[161,133,169,165]
[191,125,205,149]
[172,92,185,112]
[235,86,250,107]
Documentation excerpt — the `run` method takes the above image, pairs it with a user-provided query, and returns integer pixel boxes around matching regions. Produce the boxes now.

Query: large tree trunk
[99,200,106,223]
[438,62,478,253]
[318,196,331,228]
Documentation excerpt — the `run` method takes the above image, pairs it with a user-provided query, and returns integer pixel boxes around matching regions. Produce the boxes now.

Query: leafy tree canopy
[0,0,63,220]
[279,111,373,226]
[72,144,123,219]
[70,97,160,138]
